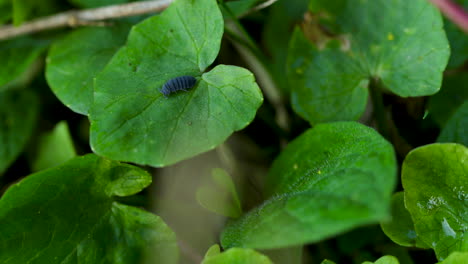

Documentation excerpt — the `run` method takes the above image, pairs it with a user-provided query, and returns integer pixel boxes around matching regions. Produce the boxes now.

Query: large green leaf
[445,0,468,68]
[46,25,130,115]
[0,154,179,263]
[90,0,263,167]
[202,245,273,264]
[287,0,450,124]
[402,143,467,260]
[437,102,468,146]
[0,37,48,89]
[31,121,77,172]
[221,122,397,249]
[0,89,38,174]
[380,192,428,248]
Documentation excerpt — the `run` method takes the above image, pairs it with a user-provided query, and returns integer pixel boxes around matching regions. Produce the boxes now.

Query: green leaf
[221,122,397,249]
[90,0,263,167]
[321,260,336,264]
[438,252,468,263]
[362,255,400,264]
[287,0,450,124]
[0,154,179,263]
[263,0,309,93]
[46,25,130,115]
[222,0,260,17]
[202,247,273,264]
[402,143,468,260]
[445,0,468,68]
[69,0,128,8]
[204,244,222,258]
[437,102,468,146]
[0,89,38,174]
[0,37,48,89]
[0,1,11,25]
[31,121,77,172]
[380,192,429,248]
[196,168,242,218]
[427,72,468,127]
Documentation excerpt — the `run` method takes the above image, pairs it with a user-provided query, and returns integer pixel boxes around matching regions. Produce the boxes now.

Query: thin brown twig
[428,0,468,33]
[0,0,174,41]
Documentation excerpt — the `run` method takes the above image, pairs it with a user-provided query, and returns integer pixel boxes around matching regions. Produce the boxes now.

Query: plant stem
[0,0,174,41]
[369,77,390,139]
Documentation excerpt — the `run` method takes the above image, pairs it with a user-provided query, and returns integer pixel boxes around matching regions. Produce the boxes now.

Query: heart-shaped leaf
[221,122,397,249]
[0,89,38,175]
[46,25,130,115]
[0,154,179,263]
[287,0,450,124]
[90,0,263,167]
[402,143,467,260]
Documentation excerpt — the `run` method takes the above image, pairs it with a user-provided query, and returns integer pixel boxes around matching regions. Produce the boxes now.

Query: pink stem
[429,0,468,33]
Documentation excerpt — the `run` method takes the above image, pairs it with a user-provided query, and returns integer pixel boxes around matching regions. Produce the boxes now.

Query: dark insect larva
[161,76,197,97]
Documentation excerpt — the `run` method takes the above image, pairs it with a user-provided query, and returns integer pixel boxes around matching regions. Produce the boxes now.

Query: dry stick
[429,0,468,33]
[0,0,174,41]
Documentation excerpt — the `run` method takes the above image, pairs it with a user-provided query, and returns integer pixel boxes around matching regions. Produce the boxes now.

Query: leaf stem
[369,77,390,139]
[428,0,468,33]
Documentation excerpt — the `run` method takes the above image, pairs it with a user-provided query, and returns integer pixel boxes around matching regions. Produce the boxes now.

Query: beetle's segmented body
[161,76,197,97]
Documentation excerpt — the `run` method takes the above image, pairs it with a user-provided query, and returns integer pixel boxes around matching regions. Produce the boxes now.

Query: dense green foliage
[0,0,466,263]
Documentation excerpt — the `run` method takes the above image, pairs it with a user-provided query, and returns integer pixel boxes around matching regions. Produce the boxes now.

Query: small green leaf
[0,89,38,174]
[437,252,468,263]
[380,192,429,248]
[445,0,468,68]
[287,0,450,124]
[362,255,400,264]
[0,154,179,263]
[402,143,468,260]
[31,121,77,172]
[321,260,336,264]
[46,25,130,115]
[204,244,222,258]
[91,0,262,167]
[0,37,48,89]
[196,168,242,218]
[221,122,397,249]
[427,72,468,127]
[202,247,273,264]
[437,102,468,146]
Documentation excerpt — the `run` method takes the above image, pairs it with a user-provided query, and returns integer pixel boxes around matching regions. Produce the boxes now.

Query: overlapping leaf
[221,122,396,249]
[402,143,467,260]
[437,102,468,146]
[380,192,428,248]
[287,0,450,124]
[90,0,263,167]
[0,154,179,263]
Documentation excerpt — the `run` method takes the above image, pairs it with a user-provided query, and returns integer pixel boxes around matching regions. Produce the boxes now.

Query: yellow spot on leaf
[293,164,298,170]
[387,33,394,41]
